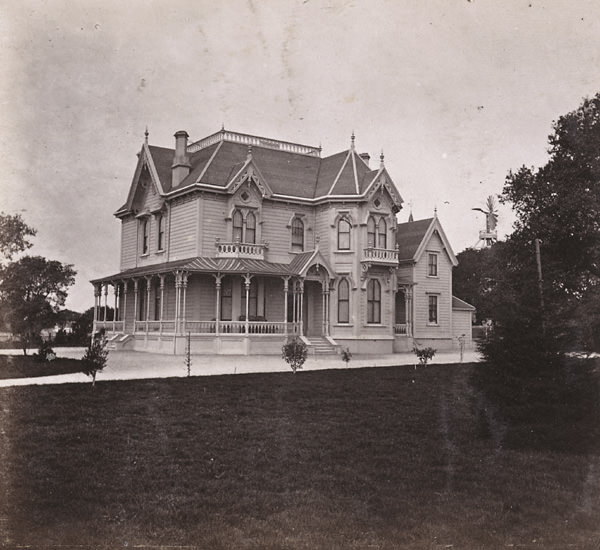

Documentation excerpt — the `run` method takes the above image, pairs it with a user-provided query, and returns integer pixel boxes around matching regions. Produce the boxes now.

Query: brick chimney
[359,152,370,167]
[171,130,191,188]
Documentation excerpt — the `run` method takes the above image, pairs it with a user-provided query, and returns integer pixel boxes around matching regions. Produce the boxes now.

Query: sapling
[82,332,109,387]
[282,337,308,373]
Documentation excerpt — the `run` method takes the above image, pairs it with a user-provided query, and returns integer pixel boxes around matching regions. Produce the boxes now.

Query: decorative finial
[434,205,438,217]
[221,122,225,132]
[408,210,414,223]
[380,149,384,167]
[351,130,355,150]
[247,144,252,160]
[144,126,149,144]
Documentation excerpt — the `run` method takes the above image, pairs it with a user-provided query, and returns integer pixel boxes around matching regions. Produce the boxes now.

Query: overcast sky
[1,0,599,312]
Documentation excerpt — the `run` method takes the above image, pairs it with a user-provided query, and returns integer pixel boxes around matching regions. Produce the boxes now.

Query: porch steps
[106,333,133,351]
[307,337,338,355]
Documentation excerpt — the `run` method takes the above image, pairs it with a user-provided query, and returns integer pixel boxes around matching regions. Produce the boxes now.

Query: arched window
[378,218,387,249]
[157,214,164,251]
[367,216,376,248]
[338,278,350,324]
[232,210,243,242]
[367,279,381,324]
[246,212,256,244]
[338,218,351,250]
[291,217,304,252]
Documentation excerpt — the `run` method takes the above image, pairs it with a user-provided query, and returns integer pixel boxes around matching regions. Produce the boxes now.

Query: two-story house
[92,128,474,355]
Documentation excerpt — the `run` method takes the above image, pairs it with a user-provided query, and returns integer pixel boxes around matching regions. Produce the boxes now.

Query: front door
[303,281,323,337]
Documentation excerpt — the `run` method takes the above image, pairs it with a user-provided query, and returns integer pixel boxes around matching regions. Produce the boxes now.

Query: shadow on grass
[0,354,84,380]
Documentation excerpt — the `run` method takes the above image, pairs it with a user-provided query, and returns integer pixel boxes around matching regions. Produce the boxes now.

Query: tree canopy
[0,212,36,263]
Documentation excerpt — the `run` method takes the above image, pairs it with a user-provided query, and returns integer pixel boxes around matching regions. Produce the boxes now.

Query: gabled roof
[396,216,458,266]
[118,129,405,215]
[452,296,476,311]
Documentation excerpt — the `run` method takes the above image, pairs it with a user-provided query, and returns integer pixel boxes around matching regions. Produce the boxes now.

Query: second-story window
[367,216,376,248]
[233,210,243,242]
[157,214,164,251]
[246,212,256,244]
[338,218,351,250]
[428,253,438,277]
[291,217,304,252]
[378,218,387,249]
[141,219,149,255]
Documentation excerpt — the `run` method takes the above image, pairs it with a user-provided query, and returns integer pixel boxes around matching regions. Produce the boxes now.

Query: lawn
[0,354,84,380]
[1,362,599,548]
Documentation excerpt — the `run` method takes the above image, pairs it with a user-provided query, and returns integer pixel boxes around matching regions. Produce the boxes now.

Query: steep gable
[396,217,457,266]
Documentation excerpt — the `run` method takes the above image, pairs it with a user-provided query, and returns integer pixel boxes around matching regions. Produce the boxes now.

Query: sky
[1,0,599,312]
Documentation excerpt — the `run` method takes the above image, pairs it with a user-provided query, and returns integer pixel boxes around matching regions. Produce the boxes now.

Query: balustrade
[215,241,267,259]
[362,247,399,264]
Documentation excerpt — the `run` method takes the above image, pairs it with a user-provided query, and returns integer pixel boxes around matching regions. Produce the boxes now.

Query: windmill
[472,195,498,247]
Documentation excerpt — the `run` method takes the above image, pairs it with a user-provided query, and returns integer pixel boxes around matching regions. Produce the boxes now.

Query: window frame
[337,218,352,250]
[156,214,164,251]
[245,212,256,244]
[337,278,350,324]
[291,217,304,252]
[232,210,244,243]
[378,217,387,249]
[220,277,233,321]
[367,279,381,324]
[141,218,149,255]
[428,252,438,277]
[428,294,439,325]
[367,216,376,248]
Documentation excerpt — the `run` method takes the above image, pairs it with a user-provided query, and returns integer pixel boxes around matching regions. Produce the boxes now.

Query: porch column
[145,276,152,333]
[406,286,413,337]
[213,274,223,336]
[122,281,128,333]
[243,274,252,335]
[113,283,119,332]
[181,272,188,334]
[133,278,139,333]
[283,276,289,336]
[93,284,101,330]
[292,280,297,333]
[103,284,108,323]
[324,281,331,337]
[159,274,165,335]
[321,280,327,336]
[298,279,304,337]
[174,272,181,334]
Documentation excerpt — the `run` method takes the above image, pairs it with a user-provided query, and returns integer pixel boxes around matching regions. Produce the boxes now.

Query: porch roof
[91,256,298,284]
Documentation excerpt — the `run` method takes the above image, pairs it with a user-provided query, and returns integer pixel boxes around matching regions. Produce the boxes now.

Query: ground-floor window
[428,294,438,324]
[221,277,233,320]
[338,278,349,323]
[367,279,381,324]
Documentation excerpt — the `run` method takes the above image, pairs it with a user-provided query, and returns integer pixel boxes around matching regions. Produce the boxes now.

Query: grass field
[1,362,599,548]
[0,354,84,380]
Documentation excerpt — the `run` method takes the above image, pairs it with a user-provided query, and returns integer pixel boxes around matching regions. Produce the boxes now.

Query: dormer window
[338,218,351,250]
[291,217,304,252]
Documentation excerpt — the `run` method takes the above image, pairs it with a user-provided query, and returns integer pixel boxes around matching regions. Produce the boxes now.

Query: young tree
[282,337,308,373]
[0,256,76,354]
[82,332,109,386]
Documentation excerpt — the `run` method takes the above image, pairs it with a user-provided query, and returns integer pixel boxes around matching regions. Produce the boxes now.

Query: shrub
[82,332,109,386]
[413,346,436,365]
[35,340,56,362]
[282,337,308,373]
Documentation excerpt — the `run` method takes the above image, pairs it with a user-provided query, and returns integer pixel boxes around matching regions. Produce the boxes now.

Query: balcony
[361,247,399,267]
[215,239,267,260]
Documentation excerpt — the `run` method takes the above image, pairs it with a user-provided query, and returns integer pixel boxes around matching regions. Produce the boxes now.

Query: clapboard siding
[452,309,473,347]
[261,201,313,262]
[264,277,285,320]
[120,217,138,270]
[169,196,198,260]
[314,206,331,257]
[185,274,216,320]
[413,232,452,339]
[201,194,229,254]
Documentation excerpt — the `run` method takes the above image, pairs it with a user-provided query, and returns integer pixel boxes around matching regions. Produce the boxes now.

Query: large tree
[501,93,600,351]
[0,256,76,354]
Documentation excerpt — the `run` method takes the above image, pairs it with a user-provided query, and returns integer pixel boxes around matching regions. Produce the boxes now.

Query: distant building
[92,128,473,354]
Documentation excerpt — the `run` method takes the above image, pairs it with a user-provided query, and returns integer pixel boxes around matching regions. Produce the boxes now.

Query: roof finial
[221,122,225,132]
[408,199,414,222]
[434,205,438,217]
[247,144,252,160]
[144,126,149,144]
[351,130,355,150]
[380,149,385,168]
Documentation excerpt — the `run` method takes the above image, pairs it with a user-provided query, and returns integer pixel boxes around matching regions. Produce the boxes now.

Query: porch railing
[94,320,125,332]
[119,320,299,335]
[394,323,408,335]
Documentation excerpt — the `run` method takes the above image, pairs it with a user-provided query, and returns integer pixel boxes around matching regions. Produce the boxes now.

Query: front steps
[106,333,133,351]
[306,336,338,355]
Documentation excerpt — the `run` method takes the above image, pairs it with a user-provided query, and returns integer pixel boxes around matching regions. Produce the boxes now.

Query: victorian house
[92,128,473,355]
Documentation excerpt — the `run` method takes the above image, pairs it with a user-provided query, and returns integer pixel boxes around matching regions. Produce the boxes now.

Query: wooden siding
[184,274,216,320]
[169,196,199,261]
[412,232,453,339]
[120,217,137,270]
[261,201,314,262]
[200,194,229,255]
[452,309,473,347]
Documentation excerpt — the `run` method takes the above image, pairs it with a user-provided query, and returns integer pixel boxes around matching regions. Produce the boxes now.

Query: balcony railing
[215,240,267,260]
[362,247,399,265]
[394,323,407,335]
